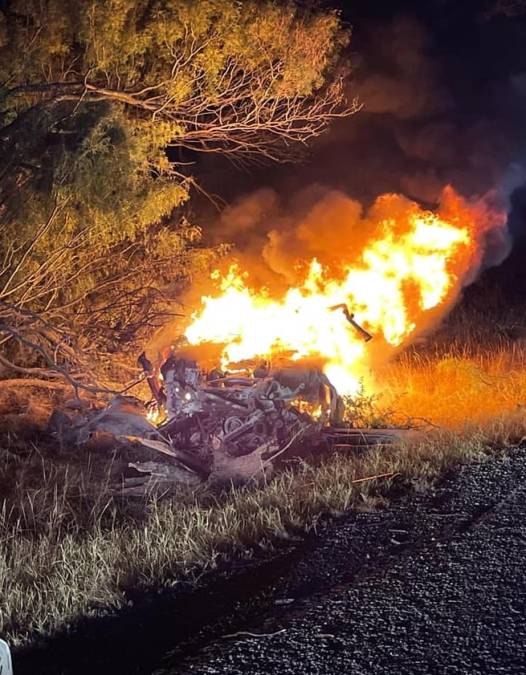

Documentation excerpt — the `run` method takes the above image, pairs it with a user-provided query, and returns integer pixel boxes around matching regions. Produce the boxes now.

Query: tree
[0,0,354,387]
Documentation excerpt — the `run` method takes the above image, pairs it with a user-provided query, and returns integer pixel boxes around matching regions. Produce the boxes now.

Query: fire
[183,188,500,395]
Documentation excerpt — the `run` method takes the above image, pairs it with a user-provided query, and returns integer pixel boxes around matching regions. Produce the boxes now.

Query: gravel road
[160,450,526,675]
[16,449,526,675]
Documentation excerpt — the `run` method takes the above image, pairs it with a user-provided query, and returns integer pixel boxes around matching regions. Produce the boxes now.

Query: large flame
[183,187,502,395]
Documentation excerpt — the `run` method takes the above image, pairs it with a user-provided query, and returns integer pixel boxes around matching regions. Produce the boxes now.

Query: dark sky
[197,0,526,224]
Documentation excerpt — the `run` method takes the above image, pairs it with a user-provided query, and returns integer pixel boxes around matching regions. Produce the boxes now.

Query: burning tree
[0,0,355,386]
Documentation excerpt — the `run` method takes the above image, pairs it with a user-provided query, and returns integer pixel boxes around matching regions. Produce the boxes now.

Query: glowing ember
[184,188,502,395]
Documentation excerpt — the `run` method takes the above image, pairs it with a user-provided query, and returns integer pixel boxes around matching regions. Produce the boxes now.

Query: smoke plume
[150,7,526,371]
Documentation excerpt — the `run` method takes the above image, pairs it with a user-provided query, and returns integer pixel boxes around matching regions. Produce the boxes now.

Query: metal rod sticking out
[329,304,373,342]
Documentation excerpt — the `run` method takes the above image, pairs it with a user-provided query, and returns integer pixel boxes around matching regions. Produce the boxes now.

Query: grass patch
[378,343,526,427]
[1,412,525,645]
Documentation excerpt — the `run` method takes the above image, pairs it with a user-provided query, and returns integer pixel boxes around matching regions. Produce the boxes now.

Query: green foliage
[342,388,398,429]
[0,0,349,373]
[0,1,346,114]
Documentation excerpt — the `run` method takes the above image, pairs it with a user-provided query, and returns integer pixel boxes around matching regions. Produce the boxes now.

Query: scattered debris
[48,349,421,493]
[115,460,201,496]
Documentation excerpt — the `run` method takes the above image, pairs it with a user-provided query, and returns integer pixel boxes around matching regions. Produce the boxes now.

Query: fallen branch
[0,323,115,395]
[351,472,399,485]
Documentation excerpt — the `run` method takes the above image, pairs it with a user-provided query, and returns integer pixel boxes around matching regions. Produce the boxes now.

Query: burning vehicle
[50,187,505,490]
[51,308,390,490]
[137,351,341,478]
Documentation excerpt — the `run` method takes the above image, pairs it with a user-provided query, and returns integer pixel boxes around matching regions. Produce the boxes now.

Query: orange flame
[183,187,503,395]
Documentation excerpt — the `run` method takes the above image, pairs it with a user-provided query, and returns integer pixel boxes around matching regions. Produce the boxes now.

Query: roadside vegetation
[1,304,526,644]
[379,300,526,427]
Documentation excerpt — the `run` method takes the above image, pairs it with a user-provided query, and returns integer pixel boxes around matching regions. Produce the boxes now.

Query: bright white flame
[184,190,489,395]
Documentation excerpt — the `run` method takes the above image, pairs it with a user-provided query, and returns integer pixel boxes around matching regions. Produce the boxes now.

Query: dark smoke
[309,11,525,205]
[192,5,526,300]
[197,8,526,211]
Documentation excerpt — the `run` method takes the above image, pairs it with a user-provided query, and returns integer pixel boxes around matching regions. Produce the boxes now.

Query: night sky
[200,0,526,208]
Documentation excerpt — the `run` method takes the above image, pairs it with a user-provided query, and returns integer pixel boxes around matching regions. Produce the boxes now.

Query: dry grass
[378,341,526,428]
[2,303,526,645]
[1,413,525,645]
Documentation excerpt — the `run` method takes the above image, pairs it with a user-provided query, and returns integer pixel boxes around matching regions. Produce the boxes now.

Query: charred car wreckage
[51,306,408,491]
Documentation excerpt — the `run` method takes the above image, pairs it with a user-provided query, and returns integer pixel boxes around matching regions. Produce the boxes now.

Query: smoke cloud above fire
[355,13,525,203]
[155,184,510,395]
[202,11,526,209]
[210,185,510,292]
[150,6,525,393]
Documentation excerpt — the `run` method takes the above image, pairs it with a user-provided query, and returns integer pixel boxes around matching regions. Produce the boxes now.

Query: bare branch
[5,60,358,165]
